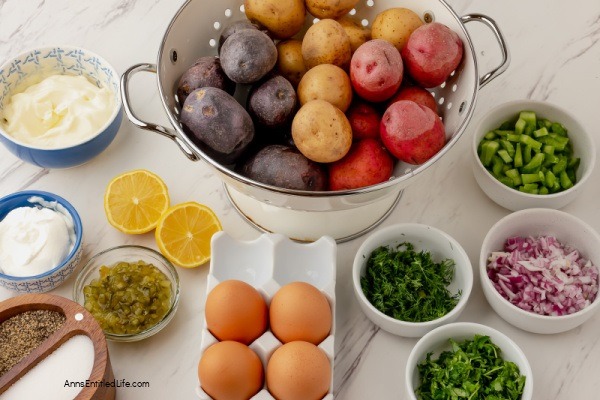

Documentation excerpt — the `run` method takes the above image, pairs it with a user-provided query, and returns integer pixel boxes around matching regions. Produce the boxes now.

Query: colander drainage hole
[214,22,221,30]
[452,84,458,92]
[349,8,357,15]
[225,9,232,17]
[239,4,245,12]
[367,0,374,6]
[209,39,216,48]
[424,11,434,23]
[446,102,453,110]
[459,101,467,114]
[438,97,445,105]
[361,19,369,27]
[170,49,178,63]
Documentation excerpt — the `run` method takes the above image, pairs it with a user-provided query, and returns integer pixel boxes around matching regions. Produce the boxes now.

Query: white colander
[121,0,509,242]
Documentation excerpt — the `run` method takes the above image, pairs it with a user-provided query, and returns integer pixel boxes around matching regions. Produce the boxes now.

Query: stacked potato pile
[178,0,464,191]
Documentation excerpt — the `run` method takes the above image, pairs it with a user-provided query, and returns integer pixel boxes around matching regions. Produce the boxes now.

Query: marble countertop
[1,0,599,399]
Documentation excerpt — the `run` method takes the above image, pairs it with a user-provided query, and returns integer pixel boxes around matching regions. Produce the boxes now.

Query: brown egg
[199,341,264,400]
[205,280,268,344]
[266,341,331,400]
[270,282,332,344]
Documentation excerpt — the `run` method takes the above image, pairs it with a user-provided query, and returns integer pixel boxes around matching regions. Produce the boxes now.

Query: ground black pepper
[0,310,66,377]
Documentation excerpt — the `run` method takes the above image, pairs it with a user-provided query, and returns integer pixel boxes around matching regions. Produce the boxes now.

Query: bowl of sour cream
[0,190,83,293]
[0,46,122,168]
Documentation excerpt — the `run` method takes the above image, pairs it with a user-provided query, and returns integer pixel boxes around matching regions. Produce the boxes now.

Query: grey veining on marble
[1,1,600,399]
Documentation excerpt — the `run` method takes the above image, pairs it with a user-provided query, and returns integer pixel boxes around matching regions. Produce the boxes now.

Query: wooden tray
[0,293,115,400]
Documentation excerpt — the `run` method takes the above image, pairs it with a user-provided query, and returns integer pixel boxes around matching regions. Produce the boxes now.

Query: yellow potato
[276,40,307,87]
[302,19,352,70]
[297,64,352,112]
[337,16,371,53]
[292,100,352,163]
[371,8,424,52]
[305,0,359,19]
[244,0,306,39]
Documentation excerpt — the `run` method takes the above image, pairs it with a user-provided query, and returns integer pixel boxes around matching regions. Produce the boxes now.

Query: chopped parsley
[416,335,526,400]
[360,243,459,322]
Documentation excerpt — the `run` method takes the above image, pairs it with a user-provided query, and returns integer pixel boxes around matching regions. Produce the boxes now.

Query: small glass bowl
[73,245,180,342]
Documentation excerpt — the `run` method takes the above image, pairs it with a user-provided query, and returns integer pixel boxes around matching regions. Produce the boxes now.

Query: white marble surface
[1,0,600,399]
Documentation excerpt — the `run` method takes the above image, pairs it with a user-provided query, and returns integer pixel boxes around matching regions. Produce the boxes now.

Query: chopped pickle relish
[83,260,172,335]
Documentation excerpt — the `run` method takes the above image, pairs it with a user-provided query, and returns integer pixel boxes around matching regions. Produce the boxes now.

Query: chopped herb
[416,335,526,400]
[360,243,459,323]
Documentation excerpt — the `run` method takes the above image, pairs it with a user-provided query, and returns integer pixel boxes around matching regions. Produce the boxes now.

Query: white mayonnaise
[0,74,114,148]
[0,198,75,277]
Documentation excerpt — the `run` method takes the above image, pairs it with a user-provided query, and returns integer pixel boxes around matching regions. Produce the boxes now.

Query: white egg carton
[196,232,337,400]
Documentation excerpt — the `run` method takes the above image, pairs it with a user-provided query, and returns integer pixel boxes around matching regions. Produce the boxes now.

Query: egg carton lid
[196,232,337,400]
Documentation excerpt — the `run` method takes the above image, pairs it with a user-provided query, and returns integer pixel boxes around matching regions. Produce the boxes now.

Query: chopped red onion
[487,236,599,316]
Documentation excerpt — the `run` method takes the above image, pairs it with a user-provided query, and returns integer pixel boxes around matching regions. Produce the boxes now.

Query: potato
[305,0,359,19]
[181,87,254,164]
[241,144,327,191]
[388,85,437,114]
[220,29,277,84]
[336,16,371,53]
[328,138,394,190]
[346,100,381,140]
[276,40,307,87]
[244,0,306,39]
[291,100,352,163]
[248,75,297,129]
[371,8,423,52]
[350,39,403,102]
[177,57,235,105]
[401,22,464,88]
[297,64,352,112]
[302,19,352,70]
[380,100,445,164]
[218,20,258,53]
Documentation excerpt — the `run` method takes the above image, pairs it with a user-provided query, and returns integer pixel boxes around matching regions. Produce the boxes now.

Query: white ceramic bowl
[352,223,473,338]
[480,208,600,334]
[406,322,533,400]
[472,100,595,211]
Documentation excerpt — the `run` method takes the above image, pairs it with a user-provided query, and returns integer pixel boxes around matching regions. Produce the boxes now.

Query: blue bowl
[0,190,83,293]
[0,46,122,168]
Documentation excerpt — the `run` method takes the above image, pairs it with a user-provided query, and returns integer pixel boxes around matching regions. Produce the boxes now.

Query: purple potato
[242,145,327,190]
[218,20,259,54]
[181,87,254,164]
[248,75,297,129]
[220,30,277,84]
[177,57,235,104]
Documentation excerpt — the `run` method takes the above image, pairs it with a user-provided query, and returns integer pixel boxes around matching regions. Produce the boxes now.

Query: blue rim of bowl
[0,190,83,281]
[0,45,123,151]
[73,244,181,341]
[472,99,597,199]
[479,207,600,321]
[353,223,474,327]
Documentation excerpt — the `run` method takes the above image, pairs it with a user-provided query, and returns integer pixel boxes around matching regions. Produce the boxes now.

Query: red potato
[388,85,437,114]
[380,100,445,164]
[329,138,394,190]
[350,39,403,102]
[401,22,463,88]
[346,100,381,140]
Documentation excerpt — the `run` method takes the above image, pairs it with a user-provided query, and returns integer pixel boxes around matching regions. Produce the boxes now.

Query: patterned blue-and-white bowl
[0,190,83,293]
[0,46,123,168]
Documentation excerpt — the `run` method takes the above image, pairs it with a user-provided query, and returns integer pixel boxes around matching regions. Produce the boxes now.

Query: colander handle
[120,63,198,161]
[461,14,510,89]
